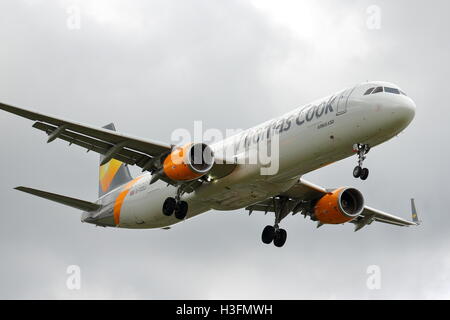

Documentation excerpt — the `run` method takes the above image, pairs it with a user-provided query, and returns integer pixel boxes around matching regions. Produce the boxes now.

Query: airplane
[0,81,420,248]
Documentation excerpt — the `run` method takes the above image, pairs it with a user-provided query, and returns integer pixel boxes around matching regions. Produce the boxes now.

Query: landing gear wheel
[353,166,362,178]
[262,225,276,244]
[273,229,287,248]
[353,143,371,180]
[162,197,176,216]
[174,201,188,220]
[360,168,369,181]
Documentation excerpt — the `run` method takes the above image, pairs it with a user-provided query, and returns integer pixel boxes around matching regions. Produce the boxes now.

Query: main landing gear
[353,143,371,181]
[262,225,288,248]
[162,188,188,220]
[261,196,290,248]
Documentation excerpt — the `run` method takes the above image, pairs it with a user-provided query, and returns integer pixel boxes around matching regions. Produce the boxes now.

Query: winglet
[411,198,421,225]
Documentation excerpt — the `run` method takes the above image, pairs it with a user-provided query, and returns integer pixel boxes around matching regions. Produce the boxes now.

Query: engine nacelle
[313,187,364,224]
[163,143,215,181]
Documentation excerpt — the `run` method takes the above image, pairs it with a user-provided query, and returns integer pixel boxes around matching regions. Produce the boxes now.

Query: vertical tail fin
[98,123,133,197]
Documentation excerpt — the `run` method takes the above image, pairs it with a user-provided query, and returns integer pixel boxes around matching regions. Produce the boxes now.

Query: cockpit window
[372,87,383,94]
[384,87,400,94]
[364,85,407,96]
[364,88,375,95]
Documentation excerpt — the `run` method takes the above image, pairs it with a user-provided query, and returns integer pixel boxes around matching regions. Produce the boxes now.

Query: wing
[0,102,171,169]
[246,178,420,231]
[0,102,236,189]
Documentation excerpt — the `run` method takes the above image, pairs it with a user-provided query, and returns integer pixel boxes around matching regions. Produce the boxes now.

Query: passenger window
[384,87,400,94]
[372,87,383,94]
[364,88,375,95]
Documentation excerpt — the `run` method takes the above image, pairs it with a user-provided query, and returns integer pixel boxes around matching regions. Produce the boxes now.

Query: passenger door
[336,87,356,115]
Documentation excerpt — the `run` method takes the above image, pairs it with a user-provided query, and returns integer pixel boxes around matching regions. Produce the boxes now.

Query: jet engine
[163,143,215,181]
[313,188,364,224]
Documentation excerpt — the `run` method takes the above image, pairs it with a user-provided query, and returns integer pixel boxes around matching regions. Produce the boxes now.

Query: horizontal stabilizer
[15,186,101,212]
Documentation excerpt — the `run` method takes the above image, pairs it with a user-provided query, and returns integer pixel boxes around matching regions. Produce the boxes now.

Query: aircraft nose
[386,97,416,131]
[397,97,416,123]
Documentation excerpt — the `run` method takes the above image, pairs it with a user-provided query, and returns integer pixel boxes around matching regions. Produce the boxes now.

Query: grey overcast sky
[0,0,449,299]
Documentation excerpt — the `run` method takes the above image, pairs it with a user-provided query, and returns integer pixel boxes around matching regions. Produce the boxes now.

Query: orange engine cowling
[313,188,364,224]
[163,143,215,181]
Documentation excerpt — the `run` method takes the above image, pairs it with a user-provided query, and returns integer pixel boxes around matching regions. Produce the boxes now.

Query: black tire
[261,225,276,244]
[174,201,188,220]
[274,229,287,248]
[162,197,176,216]
[353,166,362,178]
[360,168,369,181]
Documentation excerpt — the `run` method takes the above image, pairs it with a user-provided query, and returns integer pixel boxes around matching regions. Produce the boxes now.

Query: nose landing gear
[353,144,370,180]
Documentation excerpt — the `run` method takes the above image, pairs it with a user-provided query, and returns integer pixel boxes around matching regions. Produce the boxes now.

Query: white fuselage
[84,81,416,229]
